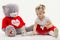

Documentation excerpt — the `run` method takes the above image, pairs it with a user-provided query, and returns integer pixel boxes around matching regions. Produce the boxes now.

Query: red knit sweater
[2,16,25,29]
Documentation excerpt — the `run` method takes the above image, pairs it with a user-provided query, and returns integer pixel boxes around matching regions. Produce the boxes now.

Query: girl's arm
[32,23,37,35]
[45,20,52,29]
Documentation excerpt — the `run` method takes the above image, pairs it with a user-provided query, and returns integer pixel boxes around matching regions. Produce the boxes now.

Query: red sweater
[2,16,25,29]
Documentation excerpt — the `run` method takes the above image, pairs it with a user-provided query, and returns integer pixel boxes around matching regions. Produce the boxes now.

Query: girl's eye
[37,14,38,15]
[37,14,39,15]
[40,13,41,14]
[43,11,45,13]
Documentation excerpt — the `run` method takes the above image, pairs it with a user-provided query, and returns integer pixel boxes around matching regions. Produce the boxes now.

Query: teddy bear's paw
[6,25,16,37]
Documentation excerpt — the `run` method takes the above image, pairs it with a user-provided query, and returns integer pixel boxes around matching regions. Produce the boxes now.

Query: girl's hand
[31,31,37,36]
[45,24,52,29]
[45,21,52,29]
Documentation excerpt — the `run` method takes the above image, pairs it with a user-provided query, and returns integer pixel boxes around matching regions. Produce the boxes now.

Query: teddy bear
[2,4,26,37]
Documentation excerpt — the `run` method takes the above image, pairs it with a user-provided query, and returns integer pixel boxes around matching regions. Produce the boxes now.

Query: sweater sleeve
[2,18,8,29]
[18,16,25,27]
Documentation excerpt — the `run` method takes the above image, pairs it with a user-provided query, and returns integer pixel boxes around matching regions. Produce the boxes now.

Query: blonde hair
[35,4,45,10]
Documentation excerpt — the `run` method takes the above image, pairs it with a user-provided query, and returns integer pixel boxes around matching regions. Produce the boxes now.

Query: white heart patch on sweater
[11,19,20,27]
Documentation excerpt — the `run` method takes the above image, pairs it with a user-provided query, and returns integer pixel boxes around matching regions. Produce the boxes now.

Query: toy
[2,4,26,37]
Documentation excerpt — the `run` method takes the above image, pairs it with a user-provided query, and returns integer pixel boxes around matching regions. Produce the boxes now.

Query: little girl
[27,4,58,38]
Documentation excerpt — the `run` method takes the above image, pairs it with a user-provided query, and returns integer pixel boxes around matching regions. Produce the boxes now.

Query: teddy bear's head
[2,4,19,17]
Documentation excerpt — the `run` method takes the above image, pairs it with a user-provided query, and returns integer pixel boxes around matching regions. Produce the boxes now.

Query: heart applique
[11,19,20,27]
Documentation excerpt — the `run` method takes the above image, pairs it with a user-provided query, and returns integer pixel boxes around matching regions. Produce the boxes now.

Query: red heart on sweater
[11,19,20,27]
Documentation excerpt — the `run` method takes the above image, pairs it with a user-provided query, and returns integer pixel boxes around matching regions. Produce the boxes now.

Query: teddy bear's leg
[49,28,58,38]
[6,25,16,37]
[20,27,27,35]
[16,28,21,34]
[2,28,6,32]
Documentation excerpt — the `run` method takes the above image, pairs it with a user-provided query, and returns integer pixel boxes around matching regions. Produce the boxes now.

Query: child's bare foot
[31,31,38,36]
[49,28,58,38]
[54,28,58,38]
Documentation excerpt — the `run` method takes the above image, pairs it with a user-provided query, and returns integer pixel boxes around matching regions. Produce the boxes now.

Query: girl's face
[36,9,45,19]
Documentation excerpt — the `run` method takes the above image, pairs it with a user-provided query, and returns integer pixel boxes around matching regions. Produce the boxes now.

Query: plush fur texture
[2,4,26,37]
[2,4,18,17]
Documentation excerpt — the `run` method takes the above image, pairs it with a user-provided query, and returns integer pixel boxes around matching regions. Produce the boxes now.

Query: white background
[0,0,60,40]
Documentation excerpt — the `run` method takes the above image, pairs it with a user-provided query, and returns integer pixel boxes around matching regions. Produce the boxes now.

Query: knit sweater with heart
[2,16,25,29]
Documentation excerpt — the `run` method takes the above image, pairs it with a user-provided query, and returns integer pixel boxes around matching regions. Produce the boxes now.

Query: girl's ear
[35,10,38,13]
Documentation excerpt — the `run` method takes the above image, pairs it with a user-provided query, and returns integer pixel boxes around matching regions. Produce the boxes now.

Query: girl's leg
[25,25,34,32]
[48,26,58,38]
[25,25,39,35]
[54,28,58,38]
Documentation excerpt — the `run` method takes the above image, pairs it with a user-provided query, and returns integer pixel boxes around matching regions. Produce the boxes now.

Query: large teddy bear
[2,4,26,37]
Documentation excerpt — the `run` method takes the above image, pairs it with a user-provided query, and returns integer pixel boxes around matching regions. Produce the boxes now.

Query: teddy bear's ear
[2,6,8,10]
[2,6,6,9]
[2,6,9,12]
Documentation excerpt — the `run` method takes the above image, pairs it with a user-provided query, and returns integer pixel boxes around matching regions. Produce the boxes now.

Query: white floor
[0,32,60,40]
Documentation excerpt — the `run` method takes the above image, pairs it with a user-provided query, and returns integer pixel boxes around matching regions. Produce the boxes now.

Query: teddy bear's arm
[18,16,25,27]
[2,18,8,29]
